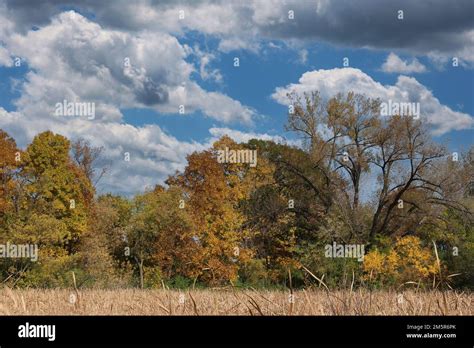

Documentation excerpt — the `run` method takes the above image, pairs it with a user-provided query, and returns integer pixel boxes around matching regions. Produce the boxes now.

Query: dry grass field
[0,288,471,315]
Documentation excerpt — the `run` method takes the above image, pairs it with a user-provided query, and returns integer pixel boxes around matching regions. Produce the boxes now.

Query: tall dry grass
[0,288,471,315]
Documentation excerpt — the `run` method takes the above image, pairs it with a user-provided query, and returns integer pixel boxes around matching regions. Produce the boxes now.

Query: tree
[126,186,199,288]
[286,91,380,238]
[363,236,438,287]
[367,115,468,241]
[21,131,90,251]
[285,91,469,245]
[242,139,332,283]
[0,131,94,287]
[288,92,379,210]
[167,136,254,285]
[0,130,20,220]
[71,138,107,189]
[93,194,133,264]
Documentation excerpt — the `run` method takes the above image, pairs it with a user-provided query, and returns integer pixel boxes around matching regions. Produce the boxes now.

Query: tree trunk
[138,259,144,289]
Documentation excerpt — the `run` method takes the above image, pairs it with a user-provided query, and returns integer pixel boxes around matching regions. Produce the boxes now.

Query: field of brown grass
[0,288,471,315]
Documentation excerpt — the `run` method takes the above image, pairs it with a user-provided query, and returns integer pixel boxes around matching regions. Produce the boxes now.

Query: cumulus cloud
[2,10,254,124]
[381,53,427,74]
[0,1,472,196]
[0,9,256,194]
[272,68,474,135]
[2,0,473,65]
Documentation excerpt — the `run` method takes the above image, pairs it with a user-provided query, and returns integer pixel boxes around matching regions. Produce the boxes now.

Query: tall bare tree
[285,91,471,243]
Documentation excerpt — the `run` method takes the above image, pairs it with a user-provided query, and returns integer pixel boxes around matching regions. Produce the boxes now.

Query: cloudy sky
[0,0,473,195]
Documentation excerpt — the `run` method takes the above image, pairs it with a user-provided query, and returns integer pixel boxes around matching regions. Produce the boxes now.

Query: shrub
[363,236,438,287]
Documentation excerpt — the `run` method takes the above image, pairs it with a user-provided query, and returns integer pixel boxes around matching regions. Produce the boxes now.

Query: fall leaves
[363,236,438,286]
[0,91,472,290]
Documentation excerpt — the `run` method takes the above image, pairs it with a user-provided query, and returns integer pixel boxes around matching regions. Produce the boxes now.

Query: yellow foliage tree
[167,136,262,285]
[363,236,438,286]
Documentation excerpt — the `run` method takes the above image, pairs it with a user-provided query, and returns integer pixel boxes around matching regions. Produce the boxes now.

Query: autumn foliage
[0,92,472,289]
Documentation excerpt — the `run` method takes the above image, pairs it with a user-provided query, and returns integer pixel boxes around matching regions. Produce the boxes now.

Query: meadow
[0,288,471,316]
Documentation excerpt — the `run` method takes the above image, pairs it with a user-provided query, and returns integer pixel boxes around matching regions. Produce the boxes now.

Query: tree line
[0,91,472,289]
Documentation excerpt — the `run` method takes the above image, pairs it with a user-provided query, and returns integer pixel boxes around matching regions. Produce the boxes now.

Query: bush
[238,259,272,288]
[143,266,162,288]
[363,236,438,287]
[166,275,193,289]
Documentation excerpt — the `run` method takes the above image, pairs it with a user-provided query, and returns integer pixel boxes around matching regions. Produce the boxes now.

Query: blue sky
[0,0,472,194]
[131,38,473,150]
[121,40,473,148]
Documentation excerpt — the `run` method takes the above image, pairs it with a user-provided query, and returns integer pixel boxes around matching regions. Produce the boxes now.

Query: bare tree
[369,116,447,240]
[285,91,471,244]
[286,91,380,237]
[71,139,107,186]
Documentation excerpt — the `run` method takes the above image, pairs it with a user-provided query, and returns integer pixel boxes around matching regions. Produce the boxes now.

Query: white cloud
[217,37,260,54]
[193,45,223,83]
[0,105,293,195]
[272,68,474,135]
[381,53,427,74]
[3,1,472,65]
[298,49,308,65]
[3,11,254,124]
[0,10,257,195]
[0,2,471,197]
[0,45,12,66]
[0,106,208,195]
